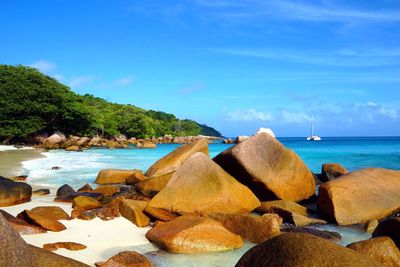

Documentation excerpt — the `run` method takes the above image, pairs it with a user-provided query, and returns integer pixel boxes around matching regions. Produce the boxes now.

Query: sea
[19,136,400,266]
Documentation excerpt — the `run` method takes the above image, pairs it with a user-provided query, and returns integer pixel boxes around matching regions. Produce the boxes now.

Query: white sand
[0,145,34,151]
[1,192,152,266]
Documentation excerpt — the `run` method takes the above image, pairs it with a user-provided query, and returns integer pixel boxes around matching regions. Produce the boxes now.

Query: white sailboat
[307,118,321,141]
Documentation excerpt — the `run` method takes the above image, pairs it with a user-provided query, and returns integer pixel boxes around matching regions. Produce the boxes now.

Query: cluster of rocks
[1,131,400,266]
[32,132,221,151]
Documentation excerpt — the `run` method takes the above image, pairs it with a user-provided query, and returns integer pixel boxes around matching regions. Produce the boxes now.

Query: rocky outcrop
[214,133,315,202]
[145,139,209,177]
[372,217,400,249]
[0,176,32,206]
[95,169,142,184]
[347,237,400,267]
[206,213,282,244]
[236,233,380,267]
[318,168,400,225]
[119,199,150,227]
[98,251,152,267]
[320,163,348,182]
[146,215,243,253]
[147,153,260,215]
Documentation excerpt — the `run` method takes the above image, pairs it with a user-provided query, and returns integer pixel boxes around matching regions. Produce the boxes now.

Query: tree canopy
[0,65,221,142]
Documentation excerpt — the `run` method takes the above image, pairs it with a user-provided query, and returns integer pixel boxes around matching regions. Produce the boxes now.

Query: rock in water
[147,152,260,215]
[235,233,381,267]
[347,237,400,267]
[206,213,282,244]
[320,163,348,182]
[318,168,400,225]
[95,169,142,184]
[0,176,32,206]
[146,215,243,253]
[99,251,152,267]
[373,217,400,249]
[214,133,315,202]
[145,139,209,177]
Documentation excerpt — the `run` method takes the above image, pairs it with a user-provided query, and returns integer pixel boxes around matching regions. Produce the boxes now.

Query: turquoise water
[22,137,400,188]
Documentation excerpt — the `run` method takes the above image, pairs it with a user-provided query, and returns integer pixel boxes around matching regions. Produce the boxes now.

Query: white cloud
[29,59,57,73]
[114,76,134,87]
[281,110,312,123]
[177,82,204,95]
[379,107,397,119]
[224,108,274,122]
[69,76,97,88]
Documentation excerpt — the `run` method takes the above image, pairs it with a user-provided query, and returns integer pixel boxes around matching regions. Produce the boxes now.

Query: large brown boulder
[0,213,88,267]
[347,237,400,267]
[144,139,209,177]
[99,251,152,267]
[236,233,381,267]
[0,176,32,206]
[0,209,47,235]
[28,206,70,220]
[18,208,67,232]
[95,169,142,184]
[213,133,315,202]
[119,199,150,227]
[146,215,243,253]
[373,217,400,249]
[206,213,282,243]
[318,168,400,225]
[135,172,174,197]
[320,163,349,182]
[147,153,260,215]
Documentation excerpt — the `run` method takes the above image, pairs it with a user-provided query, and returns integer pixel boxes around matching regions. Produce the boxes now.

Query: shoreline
[0,148,45,178]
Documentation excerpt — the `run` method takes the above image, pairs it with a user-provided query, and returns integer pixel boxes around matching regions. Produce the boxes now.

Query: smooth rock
[95,169,141,184]
[0,209,46,235]
[43,242,87,251]
[119,199,150,227]
[18,209,66,232]
[93,185,120,197]
[146,215,243,254]
[143,206,178,222]
[373,217,400,249]
[235,233,381,267]
[147,152,260,215]
[214,133,315,202]
[135,172,174,197]
[0,176,32,206]
[72,196,102,210]
[347,236,400,267]
[281,226,341,240]
[125,170,148,185]
[318,168,400,225]
[99,251,152,267]
[256,200,308,216]
[56,184,76,197]
[77,183,93,192]
[364,219,379,233]
[29,206,70,220]
[320,163,348,182]
[54,191,103,203]
[145,139,209,177]
[65,145,80,151]
[32,188,51,196]
[207,213,282,244]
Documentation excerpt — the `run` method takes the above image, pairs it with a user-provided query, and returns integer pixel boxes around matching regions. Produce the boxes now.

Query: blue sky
[1,0,400,137]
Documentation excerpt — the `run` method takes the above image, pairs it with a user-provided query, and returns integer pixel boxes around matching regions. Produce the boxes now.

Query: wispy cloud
[210,47,400,67]
[114,76,134,87]
[281,110,312,123]
[176,82,204,96]
[29,59,57,73]
[69,76,97,88]
[223,108,274,122]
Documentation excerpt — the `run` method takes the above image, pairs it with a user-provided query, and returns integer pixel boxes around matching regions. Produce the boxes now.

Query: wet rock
[281,226,341,240]
[320,163,348,182]
[318,168,400,225]
[135,172,174,197]
[0,209,47,235]
[347,237,400,267]
[43,242,87,251]
[214,133,315,202]
[77,183,93,192]
[206,213,282,244]
[236,233,380,267]
[0,176,32,206]
[95,169,142,184]
[146,215,243,253]
[99,251,152,267]
[145,139,209,177]
[119,199,150,227]
[143,206,178,222]
[147,153,260,215]
[72,196,102,210]
[373,217,400,249]
[33,188,51,195]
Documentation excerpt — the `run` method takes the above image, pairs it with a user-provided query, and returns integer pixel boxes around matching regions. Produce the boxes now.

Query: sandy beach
[0,147,44,178]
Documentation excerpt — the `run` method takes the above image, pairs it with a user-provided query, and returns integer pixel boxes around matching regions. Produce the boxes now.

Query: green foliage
[0,65,221,142]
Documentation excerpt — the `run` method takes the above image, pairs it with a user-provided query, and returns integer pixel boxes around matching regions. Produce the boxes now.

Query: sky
[1,0,400,137]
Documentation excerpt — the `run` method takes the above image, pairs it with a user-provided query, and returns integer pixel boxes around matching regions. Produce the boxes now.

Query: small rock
[65,145,81,151]
[373,217,400,249]
[99,251,152,267]
[93,185,120,197]
[135,172,174,197]
[119,199,150,227]
[95,169,142,184]
[43,242,87,251]
[51,166,61,170]
[77,183,93,192]
[320,163,348,182]
[143,206,178,222]
[125,170,148,185]
[18,209,66,232]
[32,189,50,196]
[364,219,379,233]
[72,196,102,210]
[56,184,75,197]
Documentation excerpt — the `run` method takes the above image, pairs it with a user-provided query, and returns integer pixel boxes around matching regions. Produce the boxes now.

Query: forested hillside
[0,65,221,142]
